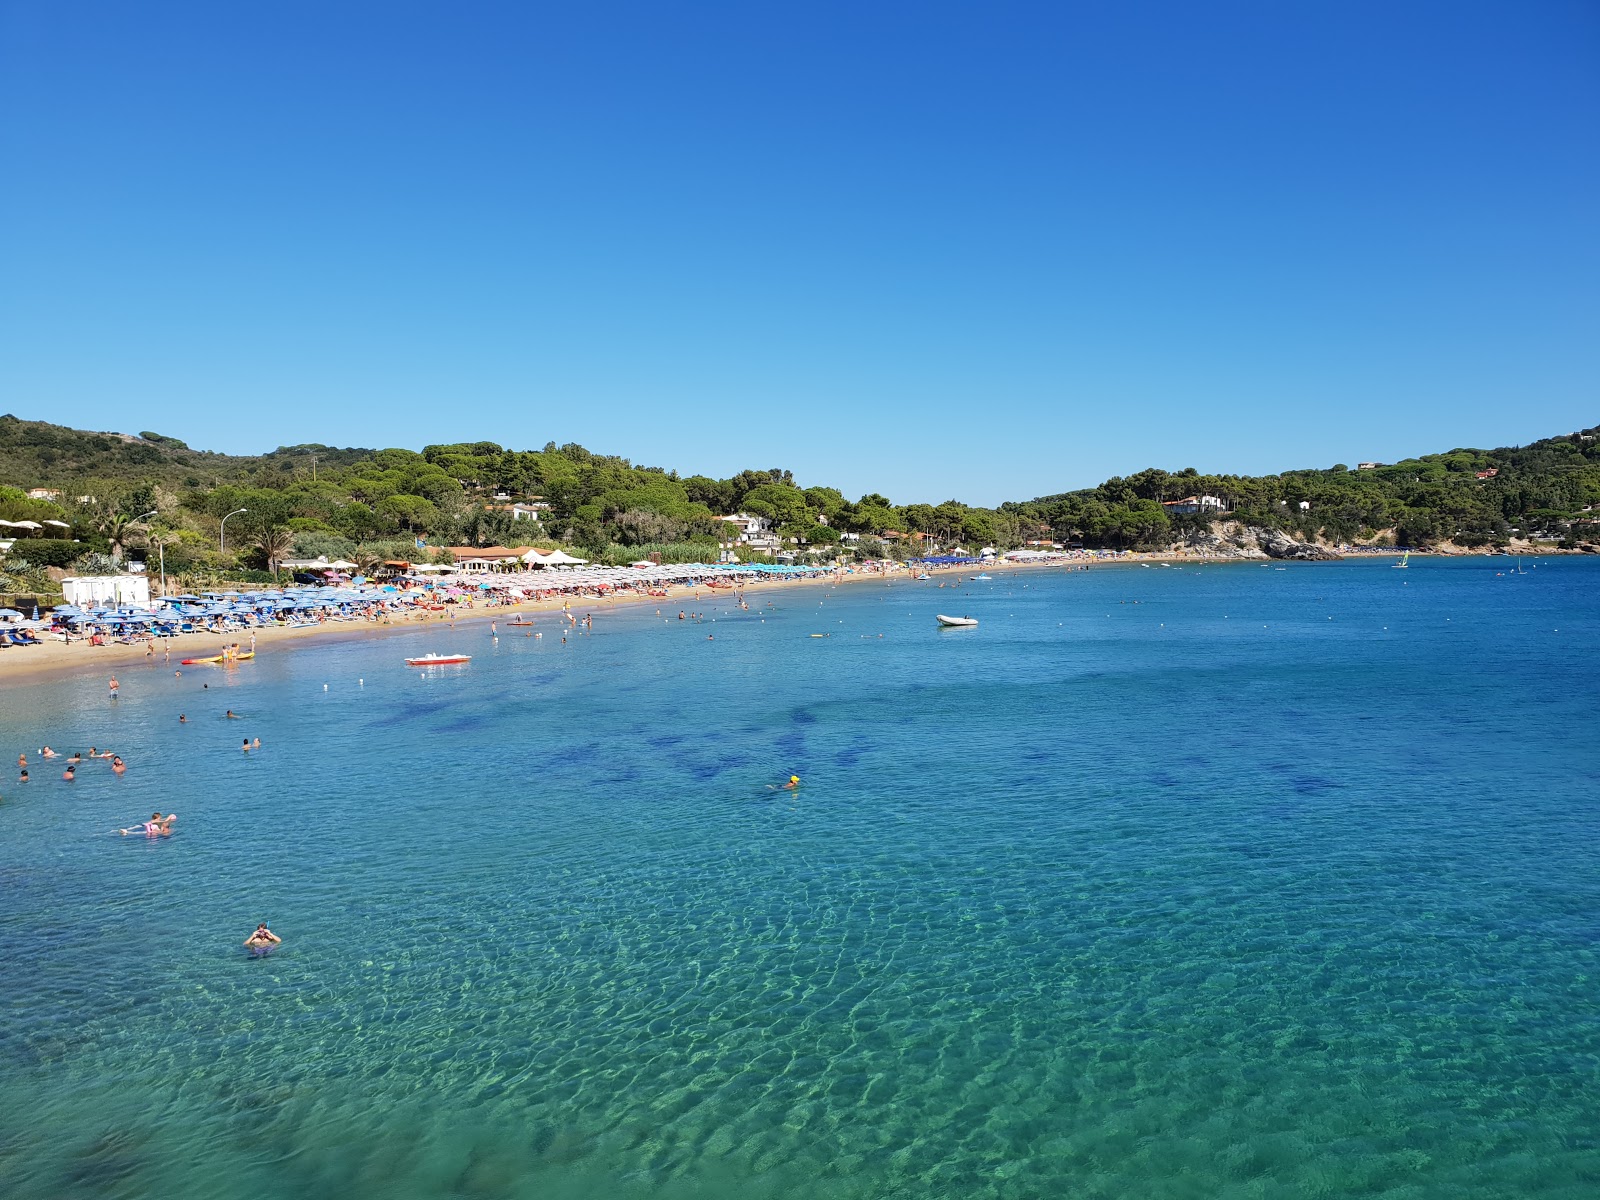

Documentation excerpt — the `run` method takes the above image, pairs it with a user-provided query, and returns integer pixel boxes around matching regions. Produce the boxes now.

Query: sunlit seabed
[2,559,1597,1199]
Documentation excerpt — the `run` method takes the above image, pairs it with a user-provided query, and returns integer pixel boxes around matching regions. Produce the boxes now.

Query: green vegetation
[1007,432,1600,551]
[1,414,1596,596]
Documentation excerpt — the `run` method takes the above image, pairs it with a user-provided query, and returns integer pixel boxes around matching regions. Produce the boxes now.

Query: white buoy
[323,683,328,691]
[359,678,364,685]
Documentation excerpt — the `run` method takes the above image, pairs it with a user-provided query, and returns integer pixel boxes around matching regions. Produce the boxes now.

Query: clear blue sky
[2,2,1595,506]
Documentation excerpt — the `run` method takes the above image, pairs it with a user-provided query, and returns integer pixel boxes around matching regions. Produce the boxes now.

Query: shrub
[6,538,85,568]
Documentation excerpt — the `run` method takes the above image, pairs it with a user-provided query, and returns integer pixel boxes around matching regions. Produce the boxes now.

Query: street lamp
[220,508,247,554]
[131,512,169,596]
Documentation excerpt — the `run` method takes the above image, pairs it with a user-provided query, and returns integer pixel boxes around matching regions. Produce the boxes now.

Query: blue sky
[1,2,1595,506]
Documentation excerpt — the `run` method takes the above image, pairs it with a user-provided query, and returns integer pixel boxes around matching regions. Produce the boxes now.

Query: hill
[1,414,1596,592]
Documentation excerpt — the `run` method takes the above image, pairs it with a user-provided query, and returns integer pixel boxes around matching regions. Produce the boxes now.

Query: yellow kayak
[179,651,256,665]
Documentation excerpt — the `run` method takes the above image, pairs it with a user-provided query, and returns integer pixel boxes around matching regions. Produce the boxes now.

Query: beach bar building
[62,574,151,609]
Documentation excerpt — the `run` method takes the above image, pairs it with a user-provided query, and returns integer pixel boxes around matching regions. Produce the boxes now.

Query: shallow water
[2,558,1597,1199]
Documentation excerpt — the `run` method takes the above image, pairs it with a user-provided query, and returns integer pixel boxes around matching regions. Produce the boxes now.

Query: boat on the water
[973,573,992,580]
[179,651,255,665]
[406,653,472,666]
[936,614,978,628]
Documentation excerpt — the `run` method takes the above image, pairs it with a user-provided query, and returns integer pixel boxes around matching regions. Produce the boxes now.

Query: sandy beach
[0,546,1489,685]
[0,560,943,684]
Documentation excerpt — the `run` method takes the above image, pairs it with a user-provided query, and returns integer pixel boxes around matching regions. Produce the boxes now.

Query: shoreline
[0,548,1556,686]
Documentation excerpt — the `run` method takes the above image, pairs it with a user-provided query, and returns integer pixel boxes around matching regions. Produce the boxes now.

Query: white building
[62,575,151,608]
[719,513,774,542]
[1161,495,1228,515]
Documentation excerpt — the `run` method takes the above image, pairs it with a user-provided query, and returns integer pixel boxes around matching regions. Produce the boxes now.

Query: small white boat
[936,614,978,628]
[973,573,992,580]
[406,653,472,666]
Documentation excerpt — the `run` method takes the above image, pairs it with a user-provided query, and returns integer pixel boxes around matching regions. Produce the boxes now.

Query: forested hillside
[1,413,1596,595]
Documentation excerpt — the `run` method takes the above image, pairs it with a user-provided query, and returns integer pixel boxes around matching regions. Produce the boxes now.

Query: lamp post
[220,508,247,554]
[129,510,156,576]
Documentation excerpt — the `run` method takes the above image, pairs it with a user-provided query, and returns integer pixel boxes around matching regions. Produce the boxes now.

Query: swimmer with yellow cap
[782,775,800,790]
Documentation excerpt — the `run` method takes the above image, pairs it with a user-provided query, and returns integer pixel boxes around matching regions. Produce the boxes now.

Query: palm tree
[93,510,141,562]
[255,526,295,575]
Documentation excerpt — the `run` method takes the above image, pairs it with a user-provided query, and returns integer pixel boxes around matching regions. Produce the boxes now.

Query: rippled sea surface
[2,558,1597,1199]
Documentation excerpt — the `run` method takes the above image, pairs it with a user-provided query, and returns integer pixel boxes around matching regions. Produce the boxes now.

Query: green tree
[377,494,439,533]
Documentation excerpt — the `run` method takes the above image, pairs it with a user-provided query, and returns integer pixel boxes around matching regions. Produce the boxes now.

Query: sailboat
[1393,550,1409,569]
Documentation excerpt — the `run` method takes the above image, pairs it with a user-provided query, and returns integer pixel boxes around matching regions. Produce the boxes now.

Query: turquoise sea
[2,558,1597,1200]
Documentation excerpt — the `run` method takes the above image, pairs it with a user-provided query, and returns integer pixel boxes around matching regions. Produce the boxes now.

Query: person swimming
[120,812,175,836]
[111,756,126,775]
[66,752,82,765]
[178,714,188,723]
[61,764,75,781]
[40,746,57,758]
[225,709,240,719]
[244,923,281,956]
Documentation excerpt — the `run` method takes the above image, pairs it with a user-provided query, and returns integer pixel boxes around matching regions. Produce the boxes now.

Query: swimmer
[111,756,126,775]
[66,752,82,765]
[108,675,119,698]
[767,775,801,791]
[242,739,250,752]
[244,924,281,956]
[252,738,261,750]
[178,714,188,723]
[18,752,26,767]
[225,709,241,719]
[62,764,75,781]
[18,769,28,783]
[40,746,57,758]
[121,812,175,836]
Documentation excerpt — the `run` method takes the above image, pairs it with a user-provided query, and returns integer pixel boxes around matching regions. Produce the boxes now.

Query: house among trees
[1160,495,1228,515]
